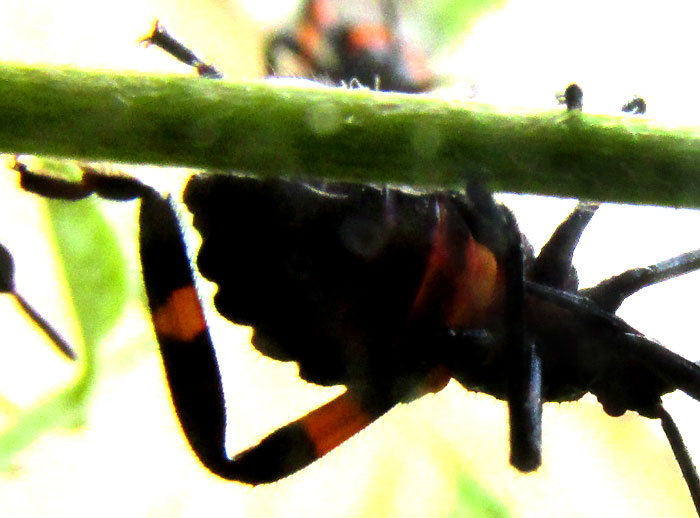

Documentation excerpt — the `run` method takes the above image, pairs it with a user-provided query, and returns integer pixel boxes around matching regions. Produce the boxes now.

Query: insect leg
[0,242,76,359]
[139,21,222,79]
[11,158,93,200]
[11,159,153,202]
[141,184,409,484]
[217,389,394,484]
[583,248,700,311]
[526,280,700,405]
[462,183,543,471]
[503,210,543,472]
[623,333,700,404]
[530,202,599,289]
[655,404,700,515]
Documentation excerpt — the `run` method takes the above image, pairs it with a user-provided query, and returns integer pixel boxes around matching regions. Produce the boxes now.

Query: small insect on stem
[621,96,647,115]
[556,83,583,111]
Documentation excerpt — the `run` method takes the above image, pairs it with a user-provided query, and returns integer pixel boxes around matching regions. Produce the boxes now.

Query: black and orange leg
[138,176,404,483]
[11,160,413,483]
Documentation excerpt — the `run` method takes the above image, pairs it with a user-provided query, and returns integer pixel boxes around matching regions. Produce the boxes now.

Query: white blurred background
[1,0,700,517]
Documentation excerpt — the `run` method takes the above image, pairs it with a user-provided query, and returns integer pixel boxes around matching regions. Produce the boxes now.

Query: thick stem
[2,63,700,207]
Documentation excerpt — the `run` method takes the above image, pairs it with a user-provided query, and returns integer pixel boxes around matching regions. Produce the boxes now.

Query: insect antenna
[656,404,700,515]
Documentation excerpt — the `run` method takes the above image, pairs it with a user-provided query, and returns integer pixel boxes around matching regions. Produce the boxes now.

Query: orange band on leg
[301,392,375,457]
[152,286,207,341]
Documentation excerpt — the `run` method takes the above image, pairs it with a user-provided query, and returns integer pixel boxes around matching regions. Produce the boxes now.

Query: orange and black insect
[8,19,700,516]
[9,153,700,513]
[140,0,435,92]
[264,0,436,92]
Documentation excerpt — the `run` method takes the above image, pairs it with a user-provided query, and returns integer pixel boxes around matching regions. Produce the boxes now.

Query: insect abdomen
[184,176,509,388]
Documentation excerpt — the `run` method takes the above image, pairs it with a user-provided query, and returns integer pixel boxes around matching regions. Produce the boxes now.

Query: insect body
[10,160,700,514]
[622,96,647,114]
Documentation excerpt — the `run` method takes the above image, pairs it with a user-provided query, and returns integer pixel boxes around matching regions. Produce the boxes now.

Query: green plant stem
[2,63,700,207]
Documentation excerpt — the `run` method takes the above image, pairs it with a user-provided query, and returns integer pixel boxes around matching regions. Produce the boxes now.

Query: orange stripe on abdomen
[446,237,503,328]
[410,201,505,329]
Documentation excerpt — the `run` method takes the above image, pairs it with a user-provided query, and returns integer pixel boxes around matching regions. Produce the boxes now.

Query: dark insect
[8,18,700,515]
[140,0,436,92]
[622,96,647,115]
[8,156,700,515]
[265,0,436,92]
[556,83,584,111]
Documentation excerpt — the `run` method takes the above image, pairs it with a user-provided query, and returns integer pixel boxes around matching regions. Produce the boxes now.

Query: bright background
[1,0,700,517]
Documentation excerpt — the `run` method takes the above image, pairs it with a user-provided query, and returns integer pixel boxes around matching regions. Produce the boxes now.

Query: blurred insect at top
[264,0,437,92]
[621,96,647,115]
